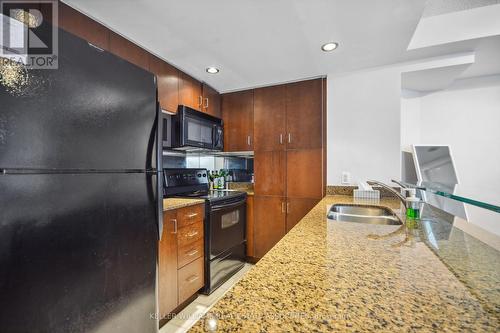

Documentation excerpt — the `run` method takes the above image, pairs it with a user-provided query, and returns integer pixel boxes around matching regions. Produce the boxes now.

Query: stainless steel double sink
[327,204,402,225]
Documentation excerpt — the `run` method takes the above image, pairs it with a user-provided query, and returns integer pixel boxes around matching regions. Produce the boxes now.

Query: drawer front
[178,257,204,304]
[177,204,204,228]
[178,222,203,248]
[178,239,203,269]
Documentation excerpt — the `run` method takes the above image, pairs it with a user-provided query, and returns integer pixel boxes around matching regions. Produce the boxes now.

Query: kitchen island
[189,195,499,332]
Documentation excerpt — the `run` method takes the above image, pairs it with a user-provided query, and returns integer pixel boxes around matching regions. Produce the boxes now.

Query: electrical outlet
[341,171,351,184]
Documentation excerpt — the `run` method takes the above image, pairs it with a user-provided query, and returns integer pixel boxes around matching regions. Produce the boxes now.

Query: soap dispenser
[404,188,421,219]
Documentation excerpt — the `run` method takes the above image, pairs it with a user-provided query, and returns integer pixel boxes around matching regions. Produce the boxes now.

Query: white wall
[327,67,402,185]
[400,75,500,235]
[400,89,422,151]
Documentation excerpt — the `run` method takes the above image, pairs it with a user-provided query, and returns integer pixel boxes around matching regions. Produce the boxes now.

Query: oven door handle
[211,199,246,212]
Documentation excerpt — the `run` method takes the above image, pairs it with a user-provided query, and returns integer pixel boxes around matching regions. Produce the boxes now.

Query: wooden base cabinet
[158,210,178,319]
[246,195,255,258]
[285,197,320,232]
[253,196,286,259]
[158,204,204,320]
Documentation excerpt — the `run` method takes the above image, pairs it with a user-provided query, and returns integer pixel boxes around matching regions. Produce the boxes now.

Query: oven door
[209,197,246,259]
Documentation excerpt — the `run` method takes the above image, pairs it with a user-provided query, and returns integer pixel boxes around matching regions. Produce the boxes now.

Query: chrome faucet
[366,180,407,208]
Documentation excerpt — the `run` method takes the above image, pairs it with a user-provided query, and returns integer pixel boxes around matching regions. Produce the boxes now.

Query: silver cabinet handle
[281,201,286,213]
[171,219,178,234]
[187,275,199,283]
[204,98,209,108]
[287,202,290,214]
[247,135,251,146]
[186,249,199,257]
[198,96,203,107]
[186,231,199,238]
[279,134,283,144]
[288,133,292,143]
[186,213,198,218]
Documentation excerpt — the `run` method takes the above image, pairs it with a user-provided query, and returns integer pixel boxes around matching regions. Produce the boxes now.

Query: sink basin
[327,204,401,225]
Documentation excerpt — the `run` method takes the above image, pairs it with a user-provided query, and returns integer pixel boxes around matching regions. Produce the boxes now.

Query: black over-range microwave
[163,105,223,151]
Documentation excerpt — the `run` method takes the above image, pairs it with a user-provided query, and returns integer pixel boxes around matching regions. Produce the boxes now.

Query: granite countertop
[163,198,205,211]
[189,195,499,332]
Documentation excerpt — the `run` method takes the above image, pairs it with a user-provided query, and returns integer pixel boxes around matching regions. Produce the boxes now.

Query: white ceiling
[63,0,497,92]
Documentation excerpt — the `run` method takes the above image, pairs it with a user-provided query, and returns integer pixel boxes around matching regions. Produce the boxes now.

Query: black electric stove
[163,168,247,294]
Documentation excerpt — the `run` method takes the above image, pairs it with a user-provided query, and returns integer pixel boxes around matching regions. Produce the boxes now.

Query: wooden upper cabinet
[222,90,254,151]
[286,148,324,199]
[285,79,324,150]
[149,55,179,113]
[202,84,221,118]
[179,72,202,111]
[158,210,178,318]
[59,3,109,50]
[254,196,285,259]
[109,32,149,71]
[253,85,286,152]
[254,151,286,196]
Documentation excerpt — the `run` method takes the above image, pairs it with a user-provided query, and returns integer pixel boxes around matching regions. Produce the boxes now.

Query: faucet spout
[366,180,407,208]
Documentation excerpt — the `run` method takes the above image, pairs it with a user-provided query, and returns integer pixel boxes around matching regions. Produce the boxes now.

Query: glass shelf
[400,181,500,214]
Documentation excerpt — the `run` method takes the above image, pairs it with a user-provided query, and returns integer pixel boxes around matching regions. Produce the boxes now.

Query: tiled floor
[160,264,253,333]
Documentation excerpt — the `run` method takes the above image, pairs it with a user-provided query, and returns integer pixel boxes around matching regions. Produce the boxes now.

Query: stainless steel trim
[187,275,199,283]
[288,133,291,143]
[171,219,178,234]
[367,180,408,208]
[279,134,283,144]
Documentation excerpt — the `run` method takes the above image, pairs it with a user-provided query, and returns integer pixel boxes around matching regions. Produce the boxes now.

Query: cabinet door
[179,72,202,111]
[59,3,109,50]
[286,149,324,199]
[158,210,178,318]
[254,85,286,151]
[222,90,254,151]
[254,196,286,258]
[286,79,323,150]
[109,32,149,71]
[254,151,286,196]
[286,197,319,232]
[202,84,221,118]
[149,55,179,113]
[246,195,255,257]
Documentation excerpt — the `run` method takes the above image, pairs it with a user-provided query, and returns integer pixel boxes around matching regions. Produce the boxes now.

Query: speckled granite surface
[189,195,499,332]
[163,198,204,211]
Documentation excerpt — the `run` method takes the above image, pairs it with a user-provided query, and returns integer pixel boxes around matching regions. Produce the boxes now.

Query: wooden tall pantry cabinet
[222,78,327,259]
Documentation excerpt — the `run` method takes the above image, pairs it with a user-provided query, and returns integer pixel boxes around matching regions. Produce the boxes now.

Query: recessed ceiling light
[321,42,339,52]
[206,67,220,74]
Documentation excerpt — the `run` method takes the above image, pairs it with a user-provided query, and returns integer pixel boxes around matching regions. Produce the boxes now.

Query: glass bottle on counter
[213,170,219,189]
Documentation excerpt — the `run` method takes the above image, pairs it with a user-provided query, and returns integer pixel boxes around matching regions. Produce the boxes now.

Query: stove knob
[197,173,201,177]
[202,173,207,177]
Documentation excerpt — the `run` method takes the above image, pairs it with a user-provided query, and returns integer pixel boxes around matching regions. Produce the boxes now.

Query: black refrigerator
[0,29,162,333]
